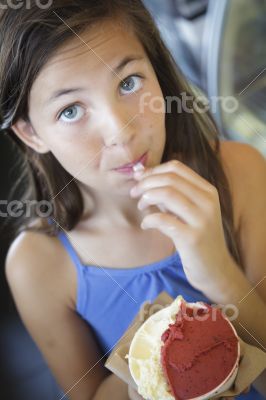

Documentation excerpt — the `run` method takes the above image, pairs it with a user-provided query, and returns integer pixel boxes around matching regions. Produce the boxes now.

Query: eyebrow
[113,54,144,74]
[46,54,144,105]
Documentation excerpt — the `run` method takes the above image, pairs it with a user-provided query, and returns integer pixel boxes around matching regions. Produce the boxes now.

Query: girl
[1,1,265,399]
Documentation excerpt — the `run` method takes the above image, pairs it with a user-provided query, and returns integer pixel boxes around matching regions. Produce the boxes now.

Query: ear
[11,118,50,154]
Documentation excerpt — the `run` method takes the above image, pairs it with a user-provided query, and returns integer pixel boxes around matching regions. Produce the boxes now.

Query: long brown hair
[0,0,242,266]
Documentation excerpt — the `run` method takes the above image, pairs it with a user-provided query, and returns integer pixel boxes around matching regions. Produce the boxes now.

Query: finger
[131,172,214,212]
[141,211,191,247]
[134,160,213,193]
[128,385,145,400]
[138,187,201,226]
[220,397,235,400]
[242,386,250,394]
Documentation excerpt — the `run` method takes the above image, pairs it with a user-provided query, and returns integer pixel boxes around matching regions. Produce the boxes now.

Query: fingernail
[134,170,145,179]
[133,162,145,173]
[138,198,148,210]
[141,221,148,229]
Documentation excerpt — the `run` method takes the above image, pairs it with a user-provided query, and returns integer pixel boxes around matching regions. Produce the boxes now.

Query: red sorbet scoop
[160,301,239,400]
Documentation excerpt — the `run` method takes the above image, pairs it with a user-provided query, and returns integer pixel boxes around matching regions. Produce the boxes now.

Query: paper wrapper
[105,291,266,398]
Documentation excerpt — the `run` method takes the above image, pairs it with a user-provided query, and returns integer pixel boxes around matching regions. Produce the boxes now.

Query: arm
[215,143,266,395]
[5,231,110,400]
[215,143,266,346]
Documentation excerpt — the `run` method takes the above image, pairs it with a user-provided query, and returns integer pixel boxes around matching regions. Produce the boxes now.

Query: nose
[101,105,137,148]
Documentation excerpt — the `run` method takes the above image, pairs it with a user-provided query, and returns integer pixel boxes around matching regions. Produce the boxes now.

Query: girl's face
[15,19,166,195]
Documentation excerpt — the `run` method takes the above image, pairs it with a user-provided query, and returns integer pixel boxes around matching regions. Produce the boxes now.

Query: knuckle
[167,172,178,184]
[171,159,181,167]
[208,185,218,197]
[170,159,181,170]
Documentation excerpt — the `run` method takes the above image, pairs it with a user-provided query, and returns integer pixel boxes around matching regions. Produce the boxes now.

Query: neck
[77,182,151,231]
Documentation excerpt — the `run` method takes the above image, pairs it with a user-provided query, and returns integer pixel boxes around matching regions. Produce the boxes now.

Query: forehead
[30,19,147,99]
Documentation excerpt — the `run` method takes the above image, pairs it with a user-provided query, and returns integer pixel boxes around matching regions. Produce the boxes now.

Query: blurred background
[1,0,265,399]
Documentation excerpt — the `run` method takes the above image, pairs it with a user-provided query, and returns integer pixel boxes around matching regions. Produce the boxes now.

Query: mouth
[112,151,148,173]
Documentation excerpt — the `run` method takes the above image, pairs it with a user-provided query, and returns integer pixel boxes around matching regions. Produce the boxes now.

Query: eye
[119,74,143,95]
[58,104,85,124]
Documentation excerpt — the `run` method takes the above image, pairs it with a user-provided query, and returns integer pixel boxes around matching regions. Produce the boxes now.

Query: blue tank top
[57,230,265,400]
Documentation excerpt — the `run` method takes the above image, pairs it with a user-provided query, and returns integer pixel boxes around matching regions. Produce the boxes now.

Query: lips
[113,152,147,170]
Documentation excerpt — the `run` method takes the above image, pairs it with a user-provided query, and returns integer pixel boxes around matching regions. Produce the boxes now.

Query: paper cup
[128,299,240,400]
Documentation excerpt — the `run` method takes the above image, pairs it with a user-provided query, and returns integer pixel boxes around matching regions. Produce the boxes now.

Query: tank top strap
[57,230,84,268]
[46,218,82,268]
[56,229,88,314]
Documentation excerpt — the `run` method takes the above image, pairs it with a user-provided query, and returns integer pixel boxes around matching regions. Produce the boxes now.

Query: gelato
[127,296,240,400]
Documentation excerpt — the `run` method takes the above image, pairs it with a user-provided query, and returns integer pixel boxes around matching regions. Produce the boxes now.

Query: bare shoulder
[218,140,265,228]
[5,226,75,310]
[220,140,265,229]
[5,226,108,398]
[218,140,265,169]
[218,141,266,294]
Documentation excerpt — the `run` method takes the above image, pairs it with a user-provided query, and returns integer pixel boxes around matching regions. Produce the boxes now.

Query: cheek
[138,109,166,166]
[30,114,103,176]
[139,81,165,126]
[140,96,166,142]
[49,139,101,177]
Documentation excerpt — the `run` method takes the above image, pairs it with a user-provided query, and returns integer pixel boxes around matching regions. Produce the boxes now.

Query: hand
[130,160,233,295]
[219,385,250,399]
[128,385,146,400]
